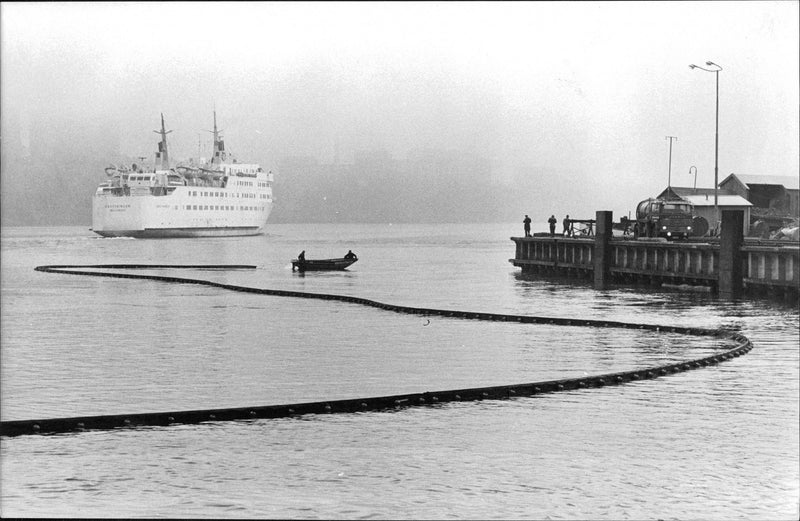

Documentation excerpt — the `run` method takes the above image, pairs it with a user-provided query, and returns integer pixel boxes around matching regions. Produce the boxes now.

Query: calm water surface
[1,224,798,519]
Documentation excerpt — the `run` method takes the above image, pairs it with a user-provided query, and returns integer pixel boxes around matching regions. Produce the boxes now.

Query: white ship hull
[92,172,273,238]
[92,226,265,238]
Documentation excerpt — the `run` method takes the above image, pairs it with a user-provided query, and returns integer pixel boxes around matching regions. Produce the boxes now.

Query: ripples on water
[1,224,798,519]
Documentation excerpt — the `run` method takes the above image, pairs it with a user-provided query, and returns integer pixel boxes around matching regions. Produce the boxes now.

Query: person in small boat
[344,250,357,260]
[297,250,305,262]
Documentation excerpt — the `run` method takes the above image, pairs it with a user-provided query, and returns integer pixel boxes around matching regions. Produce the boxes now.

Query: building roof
[658,186,733,199]
[720,174,800,191]
[682,194,752,207]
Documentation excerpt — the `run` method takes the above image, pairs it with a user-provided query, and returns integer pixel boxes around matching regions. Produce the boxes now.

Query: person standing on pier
[523,215,532,237]
[563,215,571,237]
[548,215,557,237]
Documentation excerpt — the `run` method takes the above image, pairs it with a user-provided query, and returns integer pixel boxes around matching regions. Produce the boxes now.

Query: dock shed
[719,174,800,218]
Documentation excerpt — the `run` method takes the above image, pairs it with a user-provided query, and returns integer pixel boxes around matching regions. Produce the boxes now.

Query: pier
[511,210,799,300]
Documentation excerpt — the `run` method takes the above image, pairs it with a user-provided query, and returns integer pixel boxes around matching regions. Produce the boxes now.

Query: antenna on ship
[153,113,173,170]
[205,110,225,165]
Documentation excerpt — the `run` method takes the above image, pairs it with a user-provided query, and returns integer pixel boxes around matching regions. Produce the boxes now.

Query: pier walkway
[511,210,799,300]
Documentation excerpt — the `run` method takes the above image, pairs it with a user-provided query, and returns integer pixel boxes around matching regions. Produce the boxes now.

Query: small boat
[292,257,358,272]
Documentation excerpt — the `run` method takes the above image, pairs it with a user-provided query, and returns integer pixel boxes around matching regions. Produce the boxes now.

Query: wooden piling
[719,210,744,298]
[593,211,613,290]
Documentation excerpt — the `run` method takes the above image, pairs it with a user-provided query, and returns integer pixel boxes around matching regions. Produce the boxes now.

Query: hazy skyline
[2,1,798,224]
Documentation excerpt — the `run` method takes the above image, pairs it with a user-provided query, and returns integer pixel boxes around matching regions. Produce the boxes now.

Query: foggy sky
[2,1,798,225]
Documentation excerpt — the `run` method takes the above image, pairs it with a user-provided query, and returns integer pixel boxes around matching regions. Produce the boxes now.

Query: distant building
[718,174,799,218]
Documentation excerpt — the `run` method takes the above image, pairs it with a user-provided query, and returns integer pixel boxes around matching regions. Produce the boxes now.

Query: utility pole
[665,136,677,190]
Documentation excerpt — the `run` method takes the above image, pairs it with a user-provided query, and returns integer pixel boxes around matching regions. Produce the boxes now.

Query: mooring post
[719,209,744,298]
[594,211,613,290]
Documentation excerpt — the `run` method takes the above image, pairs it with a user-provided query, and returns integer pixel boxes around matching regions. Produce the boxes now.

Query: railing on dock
[511,210,799,300]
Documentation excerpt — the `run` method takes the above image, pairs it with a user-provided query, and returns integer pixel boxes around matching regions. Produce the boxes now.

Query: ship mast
[206,110,226,165]
[153,113,172,170]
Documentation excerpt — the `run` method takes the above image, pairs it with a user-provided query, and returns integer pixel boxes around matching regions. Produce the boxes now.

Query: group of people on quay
[524,214,587,238]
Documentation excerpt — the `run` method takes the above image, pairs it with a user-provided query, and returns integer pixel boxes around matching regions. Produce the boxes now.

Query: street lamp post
[689,61,722,227]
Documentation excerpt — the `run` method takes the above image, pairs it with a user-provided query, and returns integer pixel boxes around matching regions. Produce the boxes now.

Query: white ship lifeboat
[176,165,199,177]
[199,167,224,181]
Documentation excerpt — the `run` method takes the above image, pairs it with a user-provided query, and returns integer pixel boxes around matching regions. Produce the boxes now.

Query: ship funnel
[205,110,226,165]
[153,113,173,170]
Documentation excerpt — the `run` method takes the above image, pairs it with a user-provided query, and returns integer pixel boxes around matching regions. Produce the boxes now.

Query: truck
[635,198,697,239]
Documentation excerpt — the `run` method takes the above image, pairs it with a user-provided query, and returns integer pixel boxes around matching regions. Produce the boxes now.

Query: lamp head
[689,64,697,69]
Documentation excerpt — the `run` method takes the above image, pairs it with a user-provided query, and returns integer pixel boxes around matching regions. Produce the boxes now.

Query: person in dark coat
[562,215,571,236]
[523,215,532,237]
[298,250,305,261]
[548,215,557,237]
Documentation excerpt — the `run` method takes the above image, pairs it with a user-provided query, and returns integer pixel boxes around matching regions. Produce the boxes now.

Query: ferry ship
[92,113,273,238]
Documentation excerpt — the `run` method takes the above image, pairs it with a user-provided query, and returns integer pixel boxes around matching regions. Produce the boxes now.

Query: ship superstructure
[92,113,273,238]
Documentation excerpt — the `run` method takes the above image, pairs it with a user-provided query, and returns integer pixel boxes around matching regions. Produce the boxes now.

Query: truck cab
[636,198,694,239]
